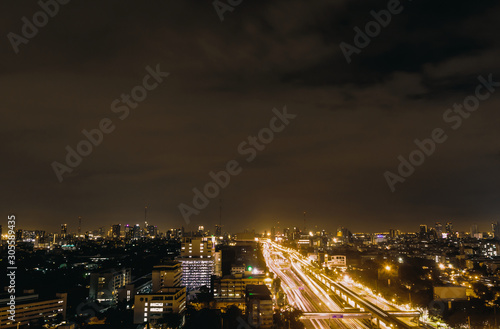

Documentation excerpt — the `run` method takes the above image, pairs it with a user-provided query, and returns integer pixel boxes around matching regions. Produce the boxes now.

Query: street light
[383,265,393,287]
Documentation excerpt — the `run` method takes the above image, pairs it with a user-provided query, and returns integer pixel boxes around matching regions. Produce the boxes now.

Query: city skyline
[3,2,500,328]
[6,217,500,236]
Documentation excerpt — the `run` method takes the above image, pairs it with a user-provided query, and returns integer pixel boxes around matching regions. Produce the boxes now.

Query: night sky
[2,0,500,234]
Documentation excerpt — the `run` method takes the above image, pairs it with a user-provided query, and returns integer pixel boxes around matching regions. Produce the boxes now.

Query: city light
[6,4,496,329]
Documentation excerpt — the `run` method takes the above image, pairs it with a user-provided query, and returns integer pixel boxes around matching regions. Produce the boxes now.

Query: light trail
[264,240,425,328]
[263,241,371,329]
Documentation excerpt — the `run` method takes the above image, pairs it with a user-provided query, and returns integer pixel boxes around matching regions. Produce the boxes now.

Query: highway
[264,242,372,329]
[263,241,422,329]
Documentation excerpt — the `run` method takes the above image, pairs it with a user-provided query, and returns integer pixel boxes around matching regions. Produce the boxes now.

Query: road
[264,242,371,329]
[264,241,426,328]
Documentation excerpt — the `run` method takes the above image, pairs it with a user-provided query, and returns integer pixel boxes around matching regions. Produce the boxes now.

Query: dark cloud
[1,0,500,234]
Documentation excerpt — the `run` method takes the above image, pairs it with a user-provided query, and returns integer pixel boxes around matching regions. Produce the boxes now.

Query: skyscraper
[112,224,121,239]
[214,251,222,277]
[445,222,453,234]
[471,224,478,237]
[435,222,443,238]
[283,227,290,239]
[180,236,214,258]
[215,224,222,237]
[147,225,157,238]
[492,222,500,239]
[61,224,67,237]
[16,229,23,241]
[124,224,133,239]
[133,224,141,239]
[337,227,351,243]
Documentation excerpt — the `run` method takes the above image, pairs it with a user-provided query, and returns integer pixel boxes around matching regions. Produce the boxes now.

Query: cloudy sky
[2,0,500,234]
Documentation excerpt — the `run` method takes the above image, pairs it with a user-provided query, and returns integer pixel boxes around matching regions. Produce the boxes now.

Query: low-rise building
[152,261,182,292]
[213,274,271,300]
[133,287,186,324]
[0,293,67,328]
[89,268,131,304]
[326,255,347,268]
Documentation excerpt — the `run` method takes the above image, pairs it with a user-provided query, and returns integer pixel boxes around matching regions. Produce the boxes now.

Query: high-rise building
[471,224,479,238]
[124,224,133,239]
[178,237,215,292]
[492,222,500,239]
[133,224,141,239]
[337,227,351,243]
[180,236,215,258]
[112,224,121,239]
[445,222,453,234]
[419,224,427,234]
[15,229,23,241]
[134,260,186,324]
[215,224,222,237]
[214,251,222,277]
[89,268,131,304]
[435,222,443,238]
[61,224,67,237]
[152,261,182,292]
[283,228,290,239]
[133,287,186,324]
[178,258,214,292]
[147,225,158,238]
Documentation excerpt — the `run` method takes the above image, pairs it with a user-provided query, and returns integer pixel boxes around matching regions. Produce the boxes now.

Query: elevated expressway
[263,241,421,329]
